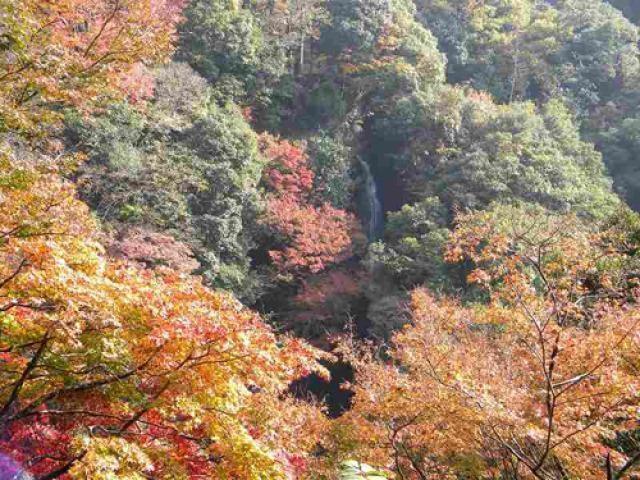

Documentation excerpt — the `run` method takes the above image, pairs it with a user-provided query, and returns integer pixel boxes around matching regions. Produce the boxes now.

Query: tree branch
[0,331,49,419]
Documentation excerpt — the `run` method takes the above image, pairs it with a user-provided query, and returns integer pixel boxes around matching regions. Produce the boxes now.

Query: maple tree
[107,227,201,273]
[0,141,327,479]
[0,0,184,132]
[260,134,362,277]
[319,205,640,479]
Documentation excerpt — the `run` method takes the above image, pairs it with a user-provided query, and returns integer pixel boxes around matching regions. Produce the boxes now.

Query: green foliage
[362,90,618,336]
[596,116,640,210]
[402,93,619,219]
[318,0,444,105]
[417,0,640,212]
[67,64,265,299]
[308,133,353,208]
[363,197,451,339]
[303,81,348,128]
[369,197,449,289]
[556,0,639,114]
[177,0,288,106]
[320,0,392,56]
[178,0,264,82]
[418,0,639,109]
[366,0,445,95]
[152,62,210,120]
[414,0,471,73]
[366,87,619,222]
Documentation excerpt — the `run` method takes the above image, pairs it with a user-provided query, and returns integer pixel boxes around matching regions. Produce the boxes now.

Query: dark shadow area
[289,360,355,418]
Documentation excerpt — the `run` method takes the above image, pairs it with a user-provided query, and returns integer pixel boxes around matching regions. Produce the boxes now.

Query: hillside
[2,0,640,478]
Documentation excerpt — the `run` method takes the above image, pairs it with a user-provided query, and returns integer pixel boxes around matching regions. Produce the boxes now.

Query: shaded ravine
[289,360,355,419]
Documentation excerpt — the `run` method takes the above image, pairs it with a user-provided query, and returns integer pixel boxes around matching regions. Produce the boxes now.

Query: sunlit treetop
[0,140,328,478]
[0,0,186,133]
[259,134,363,277]
[319,205,640,479]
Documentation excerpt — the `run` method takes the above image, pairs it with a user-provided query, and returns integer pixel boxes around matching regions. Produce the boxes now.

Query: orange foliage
[287,270,363,339]
[0,0,185,131]
[266,198,358,274]
[322,207,640,479]
[260,134,361,276]
[0,142,327,478]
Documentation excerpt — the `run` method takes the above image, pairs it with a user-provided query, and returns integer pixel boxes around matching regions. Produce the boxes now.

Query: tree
[361,89,619,322]
[252,0,329,75]
[178,0,264,81]
[395,92,620,220]
[177,0,292,109]
[285,269,364,340]
[555,0,640,114]
[594,116,640,211]
[306,0,444,135]
[319,0,392,57]
[260,134,362,278]
[107,227,201,273]
[417,0,639,109]
[321,205,640,479]
[0,139,327,479]
[307,133,353,209]
[364,197,451,339]
[418,0,640,216]
[367,197,450,290]
[334,0,445,96]
[68,65,265,298]
[0,0,185,133]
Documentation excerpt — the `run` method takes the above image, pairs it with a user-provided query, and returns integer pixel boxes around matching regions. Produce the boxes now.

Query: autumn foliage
[0,6,334,476]
[260,134,361,276]
[321,206,640,479]
[0,142,326,477]
[287,269,364,340]
[4,0,640,478]
[107,227,200,273]
[0,0,184,131]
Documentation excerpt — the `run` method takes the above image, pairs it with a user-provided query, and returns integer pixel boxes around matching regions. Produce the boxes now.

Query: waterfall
[358,157,383,241]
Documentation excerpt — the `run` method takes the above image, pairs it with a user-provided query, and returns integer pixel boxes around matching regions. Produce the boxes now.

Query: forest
[3,0,640,478]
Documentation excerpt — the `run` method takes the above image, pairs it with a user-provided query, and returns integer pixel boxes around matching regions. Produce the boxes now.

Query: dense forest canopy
[3,0,640,478]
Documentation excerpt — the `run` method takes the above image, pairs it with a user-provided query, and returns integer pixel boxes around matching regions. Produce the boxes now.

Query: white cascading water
[358,157,383,241]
